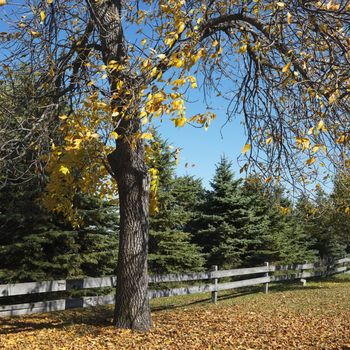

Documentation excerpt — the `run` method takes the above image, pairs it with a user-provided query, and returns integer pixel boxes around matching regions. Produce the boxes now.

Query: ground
[0,275,349,349]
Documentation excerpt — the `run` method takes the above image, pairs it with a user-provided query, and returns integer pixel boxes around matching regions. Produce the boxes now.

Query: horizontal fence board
[149,276,270,299]
[216,276,270,291]
[149,284,213,299]
[275,263,315,271]
[271,267,348,282]
[0,294,117,317]
[335,258,350,264]
[83,276,116,289]
[0,299,66,317]
[327,266,348,274]
[149,272,211,283]
[66,276,117,290]
[211,266,272,279]
[0,276,117,298]
[271,273,303,282]
[0,280,66,297]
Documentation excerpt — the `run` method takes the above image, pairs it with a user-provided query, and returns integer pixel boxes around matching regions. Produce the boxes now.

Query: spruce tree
[296,187,347,261]
[148,135,205,274]
[191,156,251,269]
[0,186,119,282]
[240,177,278,266]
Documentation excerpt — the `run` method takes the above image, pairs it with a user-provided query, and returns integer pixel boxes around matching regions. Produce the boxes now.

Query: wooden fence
[0,257,349,318]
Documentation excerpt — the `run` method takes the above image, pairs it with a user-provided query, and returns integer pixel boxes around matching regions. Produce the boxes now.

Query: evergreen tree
[0,186,119,282]
[296,186,348,261]
[329,173,350,256]
[191,156,251,269]
[148,135,205,274]
[0,75,119,282]
[240,177,279,266]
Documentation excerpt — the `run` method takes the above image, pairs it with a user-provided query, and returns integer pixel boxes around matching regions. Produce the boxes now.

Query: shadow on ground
[0,306,114,335]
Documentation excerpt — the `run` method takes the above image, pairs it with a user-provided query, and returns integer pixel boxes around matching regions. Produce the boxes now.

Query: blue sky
[156,100,246,188]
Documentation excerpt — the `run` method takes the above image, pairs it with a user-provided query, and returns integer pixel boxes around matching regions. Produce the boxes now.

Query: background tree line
[1,135,349,283]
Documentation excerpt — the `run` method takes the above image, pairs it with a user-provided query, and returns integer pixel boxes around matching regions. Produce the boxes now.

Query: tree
[0,69,118,283]
[329,172,350,255]
[296,178,349,261]
[1,0,350,330]
[191,157,251,268]
[149,175,205,274]
[147,134,205,274]
[241,177,279,266]
[0,186,119,283]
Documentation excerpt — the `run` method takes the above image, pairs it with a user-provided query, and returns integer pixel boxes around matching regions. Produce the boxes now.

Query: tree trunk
[88,0,152,330]
[108,140,152,331]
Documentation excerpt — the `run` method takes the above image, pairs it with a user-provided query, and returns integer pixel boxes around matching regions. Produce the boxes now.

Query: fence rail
[0,257,349,318]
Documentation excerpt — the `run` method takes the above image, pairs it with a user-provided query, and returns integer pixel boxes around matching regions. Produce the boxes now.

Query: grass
[0,274,349,349]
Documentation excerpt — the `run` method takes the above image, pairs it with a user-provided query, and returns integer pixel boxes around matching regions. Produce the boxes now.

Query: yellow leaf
[59,115,68,120]
[151,67,158,77]
[238,44,247,53]
[47,0,53,3]
[276,2,285,8]
[0,0,7,5]
[59,165,70,175]
[177,22,185,34]
[317,120,327,132]
[328,93,337,104]
[141,132,153,140]
[287,12,292,24]
[282,61,292,73]
[141,38,147,46]
[306,157,316,166]
[265,176,272,183]
[212,40,219,47]
[40,11,46,22]
[174,117,187,127]
[188,76,197,89]
[110,131,119,139]
[242,143,251,154]
[266,137,273,145]
[30,31,41,37]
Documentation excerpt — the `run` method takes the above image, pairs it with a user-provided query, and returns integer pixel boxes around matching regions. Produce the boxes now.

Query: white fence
[0,257,349,317]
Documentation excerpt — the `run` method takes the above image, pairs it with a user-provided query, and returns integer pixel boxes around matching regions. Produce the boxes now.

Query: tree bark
[108,140,152,331]
[88,0,152,331]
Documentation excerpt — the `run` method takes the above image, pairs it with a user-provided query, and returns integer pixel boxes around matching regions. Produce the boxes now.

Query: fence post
[300,260,307,286]
[263,262,269,294]
[211,265,218,303]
